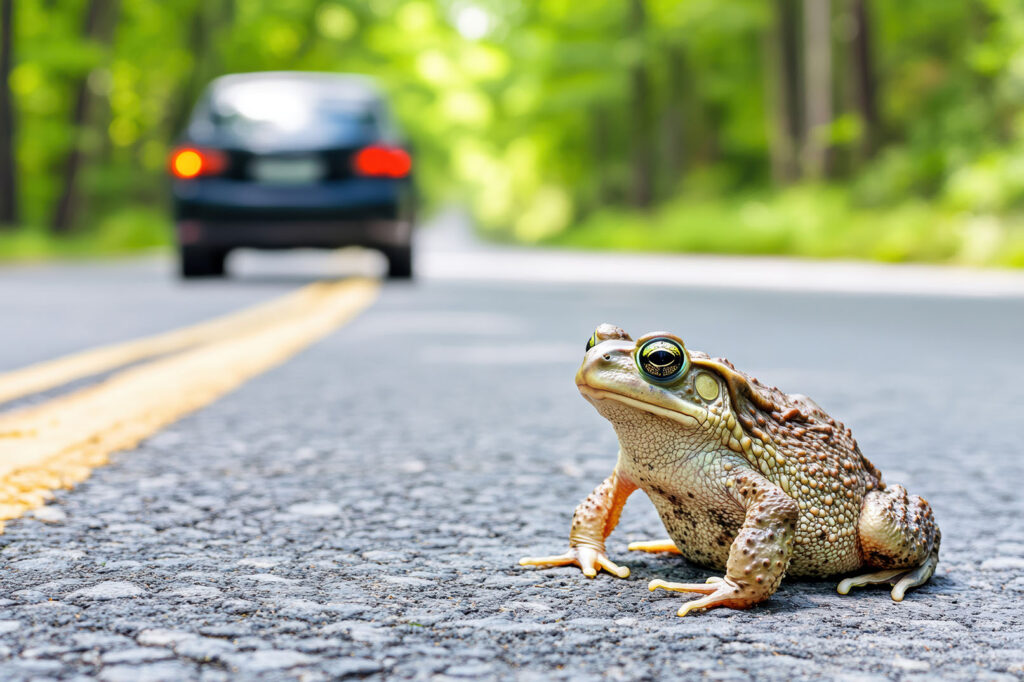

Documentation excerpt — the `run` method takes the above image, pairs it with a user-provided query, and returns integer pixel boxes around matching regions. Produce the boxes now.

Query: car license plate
[250,156,325,184]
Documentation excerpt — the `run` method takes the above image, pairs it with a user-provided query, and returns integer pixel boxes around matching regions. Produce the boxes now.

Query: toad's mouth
[577,384,703,428]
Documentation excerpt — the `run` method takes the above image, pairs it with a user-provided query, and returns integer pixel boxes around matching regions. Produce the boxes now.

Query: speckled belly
[646,489,743,571]
[647,488,864,577]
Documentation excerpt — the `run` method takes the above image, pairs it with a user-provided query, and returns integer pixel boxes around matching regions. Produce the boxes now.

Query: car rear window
[188,79,381,149]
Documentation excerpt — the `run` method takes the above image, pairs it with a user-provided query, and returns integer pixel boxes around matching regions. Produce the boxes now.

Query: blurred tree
[591,104,613,206]
[0,0,15,225]
[767,0,804,182]
[166,0,233,141]
[1,0,1022,265]
[801,0,831,178]
[848,0,877,158]
[629,0,653,208]
[661,44,688,188]
[52,0,120,233]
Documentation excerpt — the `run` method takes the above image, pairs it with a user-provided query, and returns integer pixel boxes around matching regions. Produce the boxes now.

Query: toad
[520,324,940,616]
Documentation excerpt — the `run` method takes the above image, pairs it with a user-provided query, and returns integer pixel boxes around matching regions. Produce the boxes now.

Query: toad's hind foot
[648,577,760,617]
[837,549,939,601]
[844,484,941,601]
[627,539,681,554]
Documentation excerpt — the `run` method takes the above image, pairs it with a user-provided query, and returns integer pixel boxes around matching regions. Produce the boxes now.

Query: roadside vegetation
[0,209,167,261]
[551,186,1024,268]
[1,1,1024,267]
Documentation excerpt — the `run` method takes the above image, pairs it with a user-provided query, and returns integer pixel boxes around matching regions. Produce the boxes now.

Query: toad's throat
[577,384,704,427]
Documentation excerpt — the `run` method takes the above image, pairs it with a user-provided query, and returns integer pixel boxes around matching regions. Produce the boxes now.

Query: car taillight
[353,145,411,178]
[169,147,227,179]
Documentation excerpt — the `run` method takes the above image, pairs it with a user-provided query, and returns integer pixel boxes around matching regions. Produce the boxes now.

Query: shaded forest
[1,0,1024,264]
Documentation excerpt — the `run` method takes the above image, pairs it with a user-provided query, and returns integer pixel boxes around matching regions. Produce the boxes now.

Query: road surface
[0,215,1022,681]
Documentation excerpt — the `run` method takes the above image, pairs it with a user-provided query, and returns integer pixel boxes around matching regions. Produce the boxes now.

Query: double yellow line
[0,278,379,529]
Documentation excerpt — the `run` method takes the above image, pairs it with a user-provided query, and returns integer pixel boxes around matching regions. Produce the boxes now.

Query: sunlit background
[2,0,1024,266]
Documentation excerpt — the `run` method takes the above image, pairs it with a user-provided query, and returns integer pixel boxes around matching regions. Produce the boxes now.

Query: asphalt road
[1,221,1023,681]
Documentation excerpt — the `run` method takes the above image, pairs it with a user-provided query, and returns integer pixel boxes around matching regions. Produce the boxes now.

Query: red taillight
[353,145,411,178]
[169,147,227,179]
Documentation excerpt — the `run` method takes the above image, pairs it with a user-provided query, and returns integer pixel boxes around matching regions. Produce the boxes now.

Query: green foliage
[0,209,170,261]
[4,0,1024,268]
[552,186,1024,267]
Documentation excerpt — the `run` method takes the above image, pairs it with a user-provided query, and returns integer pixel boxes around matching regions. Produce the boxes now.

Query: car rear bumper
[172,177,411,222]
[176,218,412,250]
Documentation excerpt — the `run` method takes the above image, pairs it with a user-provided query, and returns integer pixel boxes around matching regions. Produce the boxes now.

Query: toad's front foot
[519,543,630,579]
[649,576,765,617]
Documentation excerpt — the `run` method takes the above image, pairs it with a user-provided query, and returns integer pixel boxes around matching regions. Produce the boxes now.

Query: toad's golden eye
[637,338,688,381]
[585,333,598,352]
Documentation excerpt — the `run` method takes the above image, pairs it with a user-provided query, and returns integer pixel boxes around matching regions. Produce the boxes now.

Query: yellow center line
[0,281,345,408]
[0,278,379,528]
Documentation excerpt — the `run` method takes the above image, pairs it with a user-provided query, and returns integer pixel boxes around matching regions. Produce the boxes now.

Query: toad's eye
[637,338,688,381]
[585,333,598,352]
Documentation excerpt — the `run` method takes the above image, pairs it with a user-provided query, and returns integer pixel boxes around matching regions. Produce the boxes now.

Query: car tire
[180,246,228,279]
[384,245,413,279]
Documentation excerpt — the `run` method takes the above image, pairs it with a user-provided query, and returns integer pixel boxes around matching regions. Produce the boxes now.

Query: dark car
[170,72,415,279]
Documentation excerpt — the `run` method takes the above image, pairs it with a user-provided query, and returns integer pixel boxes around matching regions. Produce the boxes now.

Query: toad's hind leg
[838,484,940,601]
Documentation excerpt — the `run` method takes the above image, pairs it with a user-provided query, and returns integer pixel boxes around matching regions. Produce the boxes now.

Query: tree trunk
[780,0,803,169]
[0,0,17,225]
[966,1,1004,141]
[166,0,233,139]
[765,0,803,183]
[591,105,612,207]
[51,0,119,233]
[628,0,652,209]
[801,0,832,179]
[849,0,877,158]
[168,2,212,139]
[662,44,687,190]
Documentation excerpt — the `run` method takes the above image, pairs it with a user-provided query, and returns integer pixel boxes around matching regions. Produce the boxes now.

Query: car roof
[208,72,384,107]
